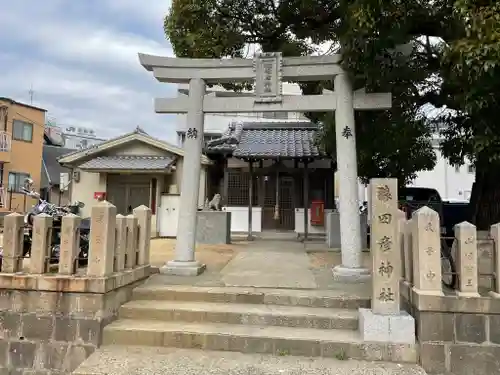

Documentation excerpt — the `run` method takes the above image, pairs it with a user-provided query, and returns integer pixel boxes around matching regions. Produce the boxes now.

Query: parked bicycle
[0,179,89,271]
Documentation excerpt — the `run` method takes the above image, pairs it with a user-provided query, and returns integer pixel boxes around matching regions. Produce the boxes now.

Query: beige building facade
[0,97,46,212]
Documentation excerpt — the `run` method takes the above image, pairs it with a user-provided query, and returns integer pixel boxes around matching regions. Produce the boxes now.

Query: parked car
[398,187,470,242]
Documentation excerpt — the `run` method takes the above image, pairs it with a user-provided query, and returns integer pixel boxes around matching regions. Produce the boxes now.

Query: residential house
[0,97,45,212]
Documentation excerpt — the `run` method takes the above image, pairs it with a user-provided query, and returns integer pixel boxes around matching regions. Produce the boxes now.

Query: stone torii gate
[139,52,391,281]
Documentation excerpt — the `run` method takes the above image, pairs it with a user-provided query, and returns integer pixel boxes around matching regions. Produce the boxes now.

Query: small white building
[61,125,107,150]
[408,137,475,202]
[45,122,106,150]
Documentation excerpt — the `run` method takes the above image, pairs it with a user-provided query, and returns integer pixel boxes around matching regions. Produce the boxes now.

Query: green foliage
[437,1,500,166]
[318,111,435,186]
[165,0,437,185]
[164,0,500,226]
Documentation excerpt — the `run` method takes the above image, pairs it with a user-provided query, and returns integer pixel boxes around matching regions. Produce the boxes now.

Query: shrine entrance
[139,50,392,280]
[262,174,295,231]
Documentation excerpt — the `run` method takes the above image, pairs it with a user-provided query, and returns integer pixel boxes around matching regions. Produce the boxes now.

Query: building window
[227,171,258,206]
[12,120,33,142]
[8,172,30,192]
[468,164,475,173]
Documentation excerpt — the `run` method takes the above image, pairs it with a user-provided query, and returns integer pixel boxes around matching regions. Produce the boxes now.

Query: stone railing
[0,201,153,374]
[399,205,500,375]
[399,205,499,297]
[1,201,152,292]
[364,178,500,374]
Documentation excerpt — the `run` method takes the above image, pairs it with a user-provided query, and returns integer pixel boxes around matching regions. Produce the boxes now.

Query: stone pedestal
[358,178,416,345]
[358,308,415,344]
[196,211,231,244]
[331,265,371,283]
[326,211,368,249]
[160,260,206,276]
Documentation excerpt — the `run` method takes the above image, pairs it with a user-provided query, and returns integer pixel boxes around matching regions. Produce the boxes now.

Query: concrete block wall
[401,286,500,375]
[0,201,153,374]
[0,281,144,374]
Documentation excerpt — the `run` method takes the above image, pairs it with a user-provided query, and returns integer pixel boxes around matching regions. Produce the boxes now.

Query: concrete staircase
[74,285,426,374]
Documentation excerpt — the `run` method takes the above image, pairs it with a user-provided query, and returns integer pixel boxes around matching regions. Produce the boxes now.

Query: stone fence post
[2,212,24,273]
[133,205,152,266]
[59,213,81,275]
[87,201,117,277]
[359,178,415,344]
[489,223,500,298]
[411,206,443,296]
[455,221,480,297]
[403,218,413,284]
[30,213,53,274]
[396,209,406,280]
[115,214,127,272]
[125,214,138,269]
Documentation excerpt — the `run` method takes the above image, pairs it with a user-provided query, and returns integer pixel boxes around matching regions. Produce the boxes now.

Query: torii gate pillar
[331,72,370,282]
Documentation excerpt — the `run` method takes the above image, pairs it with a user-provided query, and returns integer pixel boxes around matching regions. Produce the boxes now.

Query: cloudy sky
[0,1,179,141]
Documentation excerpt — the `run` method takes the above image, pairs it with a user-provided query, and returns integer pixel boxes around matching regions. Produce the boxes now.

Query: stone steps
[73,345,428,375]
[119,300,359,330]
[98,285,418,365]
[131,285,371,309]
[102,319,417,363]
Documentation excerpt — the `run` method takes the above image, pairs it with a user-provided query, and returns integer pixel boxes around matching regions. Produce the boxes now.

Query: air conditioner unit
[72,170,80,182]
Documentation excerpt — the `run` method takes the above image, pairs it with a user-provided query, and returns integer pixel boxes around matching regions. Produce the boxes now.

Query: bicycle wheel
[441,239,457,289]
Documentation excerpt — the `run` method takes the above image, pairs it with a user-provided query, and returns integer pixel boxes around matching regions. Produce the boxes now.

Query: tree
[164,0,437,186]
[436,1,500,228]
[325,0,500,228]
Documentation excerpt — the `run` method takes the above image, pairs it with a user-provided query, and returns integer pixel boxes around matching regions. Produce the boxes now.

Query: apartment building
[0,97,45,212]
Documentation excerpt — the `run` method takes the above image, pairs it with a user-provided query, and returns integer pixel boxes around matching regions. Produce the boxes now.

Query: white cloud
[0,1,178,142]
[103,0,173,25]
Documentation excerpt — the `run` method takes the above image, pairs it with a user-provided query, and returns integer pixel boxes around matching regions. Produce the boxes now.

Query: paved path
[146,239,371,294]
[220,241,317,289]
[74,346,427,375]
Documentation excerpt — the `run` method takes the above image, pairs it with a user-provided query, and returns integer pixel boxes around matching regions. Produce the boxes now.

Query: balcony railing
[0,131,11,152]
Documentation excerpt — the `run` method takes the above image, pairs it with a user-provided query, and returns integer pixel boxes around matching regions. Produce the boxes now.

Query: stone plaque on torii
[139,51,391,280]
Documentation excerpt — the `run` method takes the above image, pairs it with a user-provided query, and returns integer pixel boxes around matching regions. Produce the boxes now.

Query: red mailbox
[94,191,106,201]
[310,200,325,226]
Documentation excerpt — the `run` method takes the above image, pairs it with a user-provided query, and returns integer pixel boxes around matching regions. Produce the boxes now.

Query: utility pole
[28,84,34,104]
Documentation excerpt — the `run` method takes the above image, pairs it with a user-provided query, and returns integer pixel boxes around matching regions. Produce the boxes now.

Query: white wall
[223,207,262,232]
[294,209,334,234]
[70,170,106,217]
[344,145,475,204]
[409,147,475,201]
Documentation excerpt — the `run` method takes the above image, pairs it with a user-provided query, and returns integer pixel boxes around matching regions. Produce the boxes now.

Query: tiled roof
[78,155,175,170]
[206,121,325,159]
